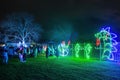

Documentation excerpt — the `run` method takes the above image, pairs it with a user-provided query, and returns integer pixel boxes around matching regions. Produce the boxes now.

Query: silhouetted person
[2,46,8,64]
[55,46,59,58]
[23,47,27,62]
[33,46,38,58]
[8,46,14,57]
[18,46,24,62]
[30,46,34,57]
[46,46,49,58]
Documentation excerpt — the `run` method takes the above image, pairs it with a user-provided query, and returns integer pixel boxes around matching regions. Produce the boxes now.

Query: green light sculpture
[84,43,92,59]
[74,43,80,57]
[95,27,118,60]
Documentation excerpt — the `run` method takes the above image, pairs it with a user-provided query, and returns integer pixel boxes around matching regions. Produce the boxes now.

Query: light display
[58,41,70,56]
[95,27,118,60]
[22,41,27,47]
[74,43,92,59]
[17,41,27,47]
[96,38,100,46]
[41,45,47,54]
[84,43,92,59]
[74,43,81,57]
[49,45,56,55]
[17,42,22,47]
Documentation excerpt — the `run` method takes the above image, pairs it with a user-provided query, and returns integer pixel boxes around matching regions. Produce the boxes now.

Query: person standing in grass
[23,47,27,62]
[30,46,34,57]
[34,46,38,58]
[18,46,24,62]
[2,45,8,64]
[46,45,49,58]
[55,45,59,58]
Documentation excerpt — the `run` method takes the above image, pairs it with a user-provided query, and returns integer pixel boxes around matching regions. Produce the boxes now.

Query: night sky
[0,0,120,42]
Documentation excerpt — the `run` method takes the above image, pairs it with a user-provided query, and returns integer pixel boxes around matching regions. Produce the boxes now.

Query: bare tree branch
[0,13,43,43]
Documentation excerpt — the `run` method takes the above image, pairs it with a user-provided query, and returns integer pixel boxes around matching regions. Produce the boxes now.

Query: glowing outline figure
[49,45,56,56]
[84,43,92,59]
[58,41,70,56]
[74,43,81,57]
[95,27,118,60]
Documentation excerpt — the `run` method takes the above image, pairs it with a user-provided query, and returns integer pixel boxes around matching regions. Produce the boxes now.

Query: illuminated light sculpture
[22,41,28,47]
[49,45,56,55]
[96,38,100,46]
[74,43,81,57]
[17,41,28,47]
[58,41,70,56]
[17,42,22,47]
[95,27,118,60]
[42,45,47,53]
[84,43,92,59]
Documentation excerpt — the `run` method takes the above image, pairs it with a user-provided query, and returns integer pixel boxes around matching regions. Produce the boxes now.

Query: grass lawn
[0,55,120,80]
